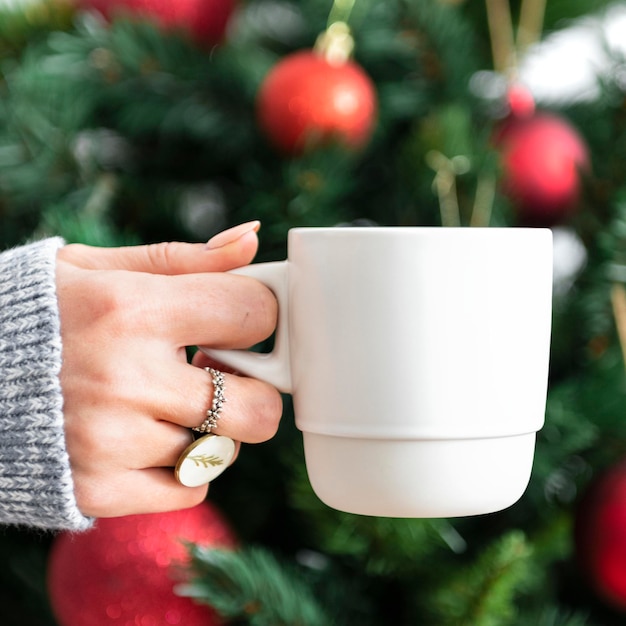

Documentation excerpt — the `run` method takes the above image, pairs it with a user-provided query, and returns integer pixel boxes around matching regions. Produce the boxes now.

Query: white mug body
[204,227,553,517]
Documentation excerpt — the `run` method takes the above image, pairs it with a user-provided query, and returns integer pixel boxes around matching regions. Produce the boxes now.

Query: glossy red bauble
[575,459,626,611]
[494,112,589,226]
[48,503,237,625]
[257,50,377,155]
[79,0,237,45]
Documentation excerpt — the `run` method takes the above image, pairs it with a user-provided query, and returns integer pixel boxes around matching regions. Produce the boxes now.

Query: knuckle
[74,477,116,518]
[145,242,177,271]
[97,283,128,319]
[257,284,279,336]
[69,415,126,461]
[89,275,145,332]
[250,385,283,442]
[238,281,278,341]
[210,274,279,346]
[57,242,87,263]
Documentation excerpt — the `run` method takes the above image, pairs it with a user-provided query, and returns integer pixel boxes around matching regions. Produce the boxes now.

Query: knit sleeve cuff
[0,238,92,531]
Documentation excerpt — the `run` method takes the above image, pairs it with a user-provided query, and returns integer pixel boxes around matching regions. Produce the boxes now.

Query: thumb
[58,221,261,274]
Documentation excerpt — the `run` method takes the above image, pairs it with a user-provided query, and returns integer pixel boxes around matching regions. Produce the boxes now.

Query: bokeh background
[4,0,626,624]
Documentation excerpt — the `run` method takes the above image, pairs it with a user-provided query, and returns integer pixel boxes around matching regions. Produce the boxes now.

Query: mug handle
[199,261,293,394]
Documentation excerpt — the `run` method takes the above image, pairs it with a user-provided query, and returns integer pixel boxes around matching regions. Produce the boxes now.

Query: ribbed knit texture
[0,238,92,530]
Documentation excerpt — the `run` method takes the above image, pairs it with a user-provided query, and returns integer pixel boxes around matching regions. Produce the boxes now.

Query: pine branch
[403,0,483,102]
[428,530,533,626]
[179,545,333,626]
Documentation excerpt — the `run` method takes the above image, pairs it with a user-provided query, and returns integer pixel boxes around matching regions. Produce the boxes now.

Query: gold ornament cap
[315,21,355,65]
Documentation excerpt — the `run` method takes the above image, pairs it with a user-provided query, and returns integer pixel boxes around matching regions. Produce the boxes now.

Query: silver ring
[193,367,226,434]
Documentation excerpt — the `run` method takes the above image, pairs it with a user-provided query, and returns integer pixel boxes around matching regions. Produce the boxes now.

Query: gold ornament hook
[315,21,355,65]
[485,0,547,77]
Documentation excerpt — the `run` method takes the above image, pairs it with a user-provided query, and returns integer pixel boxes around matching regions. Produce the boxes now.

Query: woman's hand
[56,222,282,518]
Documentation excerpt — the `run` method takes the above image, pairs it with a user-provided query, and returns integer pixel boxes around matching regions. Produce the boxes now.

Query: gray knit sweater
[0,238,91,531]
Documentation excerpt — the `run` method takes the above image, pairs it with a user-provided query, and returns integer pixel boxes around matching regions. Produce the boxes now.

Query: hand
[56,222,282,518]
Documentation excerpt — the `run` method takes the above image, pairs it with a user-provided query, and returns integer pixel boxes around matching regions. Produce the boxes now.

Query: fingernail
[205,221,261,250]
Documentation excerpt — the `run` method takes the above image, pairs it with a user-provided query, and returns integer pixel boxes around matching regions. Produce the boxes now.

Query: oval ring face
[175,435,236,488]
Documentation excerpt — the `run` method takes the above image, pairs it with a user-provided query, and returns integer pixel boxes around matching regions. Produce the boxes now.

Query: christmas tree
[3,0,626,624]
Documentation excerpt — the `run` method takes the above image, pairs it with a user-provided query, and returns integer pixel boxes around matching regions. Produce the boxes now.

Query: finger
[164,365,283,444]
[129,421,195,469]
[66,399,241,475]
[143,272,278,349]
[129,421,242,469]
[58,221,260,275]
[64,406,189,468]
[57,262,277,351]
[74,468,210,518]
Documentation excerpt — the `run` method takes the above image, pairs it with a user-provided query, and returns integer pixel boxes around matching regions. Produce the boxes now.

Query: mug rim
[289,225,552,232]
[289,226,551,234]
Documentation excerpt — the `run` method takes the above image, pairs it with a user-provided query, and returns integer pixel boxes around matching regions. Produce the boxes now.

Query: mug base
[302,432,536,518]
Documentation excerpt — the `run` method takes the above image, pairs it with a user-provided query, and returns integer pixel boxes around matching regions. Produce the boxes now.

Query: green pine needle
[179,545,332,626]
[428,530,533,626]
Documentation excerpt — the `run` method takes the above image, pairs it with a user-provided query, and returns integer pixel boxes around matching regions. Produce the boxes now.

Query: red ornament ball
[48,503,237,626]
[575,459,626,611]
[78,0,237,45]
[256,50,377,155]
[494,112,590,226]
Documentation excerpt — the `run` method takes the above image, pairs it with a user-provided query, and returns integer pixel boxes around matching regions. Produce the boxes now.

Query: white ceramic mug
[203,227,553,518]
